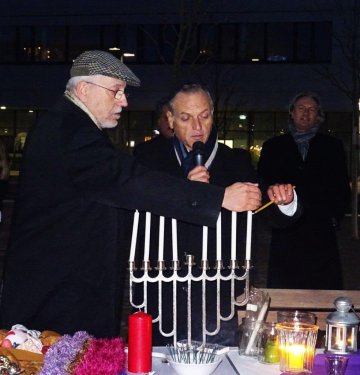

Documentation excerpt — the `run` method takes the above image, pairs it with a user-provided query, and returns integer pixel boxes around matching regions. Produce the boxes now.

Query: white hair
[65,75,104,93]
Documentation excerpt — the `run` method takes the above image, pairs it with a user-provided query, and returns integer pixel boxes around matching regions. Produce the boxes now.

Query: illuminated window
[218,139,234,148]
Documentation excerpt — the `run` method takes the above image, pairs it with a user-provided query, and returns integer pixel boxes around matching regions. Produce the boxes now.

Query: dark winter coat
[0,97,226,337]
[258,132,350,289]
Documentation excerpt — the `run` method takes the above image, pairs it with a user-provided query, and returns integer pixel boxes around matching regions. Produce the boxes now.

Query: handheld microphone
[193,141,205,166]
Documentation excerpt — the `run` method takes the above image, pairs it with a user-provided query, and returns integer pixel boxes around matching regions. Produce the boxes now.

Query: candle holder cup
[277,310,316,325]
[276,322,319,373]
[238,318,264,357]
[257,322,280,364]
[324,354,349,375]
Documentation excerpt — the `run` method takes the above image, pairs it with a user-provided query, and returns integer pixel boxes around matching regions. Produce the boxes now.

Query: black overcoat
[134,136,300,345]
[0,97,226,337]
[258,132,350,289]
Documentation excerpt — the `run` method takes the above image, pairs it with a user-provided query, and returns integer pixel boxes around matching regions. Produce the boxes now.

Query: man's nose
[117,96,128,107]
[192,118,202,130]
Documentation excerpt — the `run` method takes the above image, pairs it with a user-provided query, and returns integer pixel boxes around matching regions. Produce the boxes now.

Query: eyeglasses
[85,81,129,100]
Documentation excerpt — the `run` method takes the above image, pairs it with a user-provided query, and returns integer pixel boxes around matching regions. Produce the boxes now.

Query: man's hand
[267,184,294,205]
[187,166,210,183]
[222,182,262,212]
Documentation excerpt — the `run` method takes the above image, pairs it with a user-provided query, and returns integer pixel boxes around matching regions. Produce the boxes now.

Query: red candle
[128,311,152,373]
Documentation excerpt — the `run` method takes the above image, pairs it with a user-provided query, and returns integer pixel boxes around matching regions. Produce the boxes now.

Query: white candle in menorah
[128,210,253,347]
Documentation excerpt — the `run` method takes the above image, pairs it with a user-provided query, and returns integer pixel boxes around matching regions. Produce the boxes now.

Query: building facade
[0,0,356,171]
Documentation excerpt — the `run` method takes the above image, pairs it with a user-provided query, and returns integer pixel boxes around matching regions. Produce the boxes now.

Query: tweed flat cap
[70,50,140,87]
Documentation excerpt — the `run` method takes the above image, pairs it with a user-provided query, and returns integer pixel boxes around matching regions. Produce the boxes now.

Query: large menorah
[128,210,253,346]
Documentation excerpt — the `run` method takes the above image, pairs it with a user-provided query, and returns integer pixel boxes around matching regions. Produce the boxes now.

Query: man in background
[258,91,350,289]
[133,97,173,157]
[154,97,174,139]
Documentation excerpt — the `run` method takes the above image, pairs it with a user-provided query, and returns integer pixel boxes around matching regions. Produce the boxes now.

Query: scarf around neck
[288,122,320,160]
[173,127,218,176]
[64,90,102,129]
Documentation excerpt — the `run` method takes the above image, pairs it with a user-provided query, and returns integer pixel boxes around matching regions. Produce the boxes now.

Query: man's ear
[167,111,174,129]
[289,109,294,121]
[74,81,89,102]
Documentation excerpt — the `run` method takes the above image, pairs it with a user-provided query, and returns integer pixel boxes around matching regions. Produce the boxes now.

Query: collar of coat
[64,90,102,130]
[172,127,219,176]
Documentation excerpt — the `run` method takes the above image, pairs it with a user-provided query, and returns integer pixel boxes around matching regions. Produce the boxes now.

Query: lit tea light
[287,344,305,369]
[276,322,318,373]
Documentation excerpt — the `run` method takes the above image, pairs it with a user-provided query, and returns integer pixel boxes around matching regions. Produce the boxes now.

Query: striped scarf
[172,127,218,176]
[288,123,320,160]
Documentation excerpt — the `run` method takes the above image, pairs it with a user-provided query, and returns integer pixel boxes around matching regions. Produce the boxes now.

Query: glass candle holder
[277,310,316,325]
[238,318,264,357]
[258,322,280,364]
[324,354,349,375]
[276,322,319,373]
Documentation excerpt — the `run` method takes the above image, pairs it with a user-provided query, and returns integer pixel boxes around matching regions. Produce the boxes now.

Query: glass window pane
[0,110,15,137]
[227,130,248,149]
[120,24,138,62]
[218,112,248,132]
[16,110,36,133]
[198,24,217,62]
[68,26,101,61]
[128,111,153,147]
[217,112,249,149]
[13,110,35,159]
[252,113,275,131]
[238,23,265,62]
[105,112,129,150]
[103,25,118,50]
[103,26,123,60]
[252,131,274,164]
[161,24,179,63]
[295,23,312,62]
[18,27,34,62]
[0,27,16,62]
[314,22,332,62]
[138,24,161,63]
[275,112,289,133]
[324,112,352,133]
[0,110,16,169]
[34,26,66,62]
[267,23,293,62]
[220,24,236,62]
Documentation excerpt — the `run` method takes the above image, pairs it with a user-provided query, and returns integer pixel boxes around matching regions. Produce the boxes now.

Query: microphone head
[193,141,205,154]
[193,141,205,166]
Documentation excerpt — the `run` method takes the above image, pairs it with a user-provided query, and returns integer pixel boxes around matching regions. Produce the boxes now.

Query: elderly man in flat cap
[0,51,294,338]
